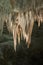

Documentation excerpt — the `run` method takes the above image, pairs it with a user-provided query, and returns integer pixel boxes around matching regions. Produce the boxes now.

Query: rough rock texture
[0,0,43,13]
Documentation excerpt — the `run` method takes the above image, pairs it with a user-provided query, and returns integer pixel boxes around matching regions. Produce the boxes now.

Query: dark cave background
[0,0,43,65]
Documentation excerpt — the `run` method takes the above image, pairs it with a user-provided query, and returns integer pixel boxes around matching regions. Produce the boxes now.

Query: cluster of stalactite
[2,8,43,51]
